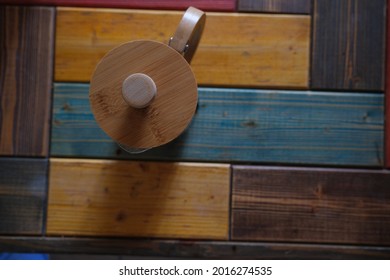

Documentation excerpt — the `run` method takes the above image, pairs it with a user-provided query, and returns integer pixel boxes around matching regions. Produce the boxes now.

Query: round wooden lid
[89,40,198,149]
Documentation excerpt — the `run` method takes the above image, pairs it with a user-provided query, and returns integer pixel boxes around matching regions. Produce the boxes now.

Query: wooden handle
[169,6,206,63]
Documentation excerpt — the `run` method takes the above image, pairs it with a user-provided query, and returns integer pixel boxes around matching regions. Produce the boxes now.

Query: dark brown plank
[232,166,390,245]
[311,0,386,91]
[0,158,47,235]
[238,0,311,14]
[0,237,389,259]
[386,0,390,168]
[0,6,54,156]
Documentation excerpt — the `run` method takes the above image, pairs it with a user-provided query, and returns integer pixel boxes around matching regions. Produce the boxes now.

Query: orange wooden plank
[47,158,230,239]
[55,8,310,88]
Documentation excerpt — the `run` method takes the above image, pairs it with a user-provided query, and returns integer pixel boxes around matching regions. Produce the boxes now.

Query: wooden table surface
[0,0,390,259]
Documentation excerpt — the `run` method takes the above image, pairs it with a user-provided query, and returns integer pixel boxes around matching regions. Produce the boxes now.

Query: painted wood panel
[0,158,47,235]
[1,237,389,259]
[0,6,54,156]
[232,166,390,245]
[0,0,236,11]
[51,83,384,167]
[311,0,386,91]
[238,0,311,14]
[47,158,230,239]
[55,8,310,88]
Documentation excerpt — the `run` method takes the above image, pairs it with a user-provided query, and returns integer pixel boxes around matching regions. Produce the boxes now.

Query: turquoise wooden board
[51,83,384,166]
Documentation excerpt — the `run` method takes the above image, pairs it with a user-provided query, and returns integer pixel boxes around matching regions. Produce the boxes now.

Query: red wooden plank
[387,0,390,168]
[0,0,236,11]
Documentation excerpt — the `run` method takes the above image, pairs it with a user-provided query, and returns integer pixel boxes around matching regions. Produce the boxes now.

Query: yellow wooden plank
[55,7,310,88]
[47,158,230,239]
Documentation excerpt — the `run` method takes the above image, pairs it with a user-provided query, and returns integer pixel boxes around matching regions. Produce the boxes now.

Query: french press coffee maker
[89,7,206,153]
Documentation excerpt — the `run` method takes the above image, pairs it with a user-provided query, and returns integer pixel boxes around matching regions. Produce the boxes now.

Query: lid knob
[122,73,157,109]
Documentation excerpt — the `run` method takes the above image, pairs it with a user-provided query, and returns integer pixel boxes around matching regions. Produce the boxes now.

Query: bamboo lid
[90,40,198,149]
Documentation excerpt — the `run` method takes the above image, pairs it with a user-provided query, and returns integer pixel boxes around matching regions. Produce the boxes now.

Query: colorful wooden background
[1,0,390,259]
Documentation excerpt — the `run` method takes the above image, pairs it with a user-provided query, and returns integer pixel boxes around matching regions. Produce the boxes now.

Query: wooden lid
[89,40,198,149]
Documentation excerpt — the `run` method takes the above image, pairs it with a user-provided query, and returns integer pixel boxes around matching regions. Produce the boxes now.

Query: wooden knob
[122,73,157,109]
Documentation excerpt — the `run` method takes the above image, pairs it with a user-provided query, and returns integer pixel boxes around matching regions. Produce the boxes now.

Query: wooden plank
[0,0,236,11]
[238,0,311,14]
[0,158,47,235]
[55,8,310,88]
[1,237,390,259]
[386,0,390,168]
[47,158,230,239]
[311,0,386,91]
[0,6,54,156]
[232,166,390,245]
[51,83,384,167]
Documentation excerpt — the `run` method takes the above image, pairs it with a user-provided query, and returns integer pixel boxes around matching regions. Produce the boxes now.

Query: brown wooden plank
[311,0,386,91]
[47,158,230,240]
[238,0,311,14]
[0,0,236,11]
[55,8,310,88]
[232,166,390,245]
[0,158,47,235]
[0,6,54,156]
[1,237,389,259]
[386,0,390,168]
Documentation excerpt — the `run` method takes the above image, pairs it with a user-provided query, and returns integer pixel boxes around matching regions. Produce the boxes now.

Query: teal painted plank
[51,83,384,166]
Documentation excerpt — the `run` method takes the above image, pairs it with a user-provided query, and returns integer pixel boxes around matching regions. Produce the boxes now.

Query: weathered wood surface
[55,8,310,88]
[51,83,384,166]
[238,0,311,14]
[232,166,390,245]
[0,0,236,11]
[0,6,54,156]
[0,158,47,235]
[1,237,390,259]
[386,0,390,168]
[311,0,386,91]
[47,158,230,239]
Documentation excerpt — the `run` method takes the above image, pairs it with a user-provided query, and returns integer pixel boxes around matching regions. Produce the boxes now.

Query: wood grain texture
[232,166,390,245]
[47,158,230,239]
[0,0,236,11]
[311,0,386,91]
[55,8,310,88]
[0,158,47,235]
[238,0,311,14]
[0,6,54,156]
[386,0,390,168]
[1,237,390,259]
[51,83,384,167]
